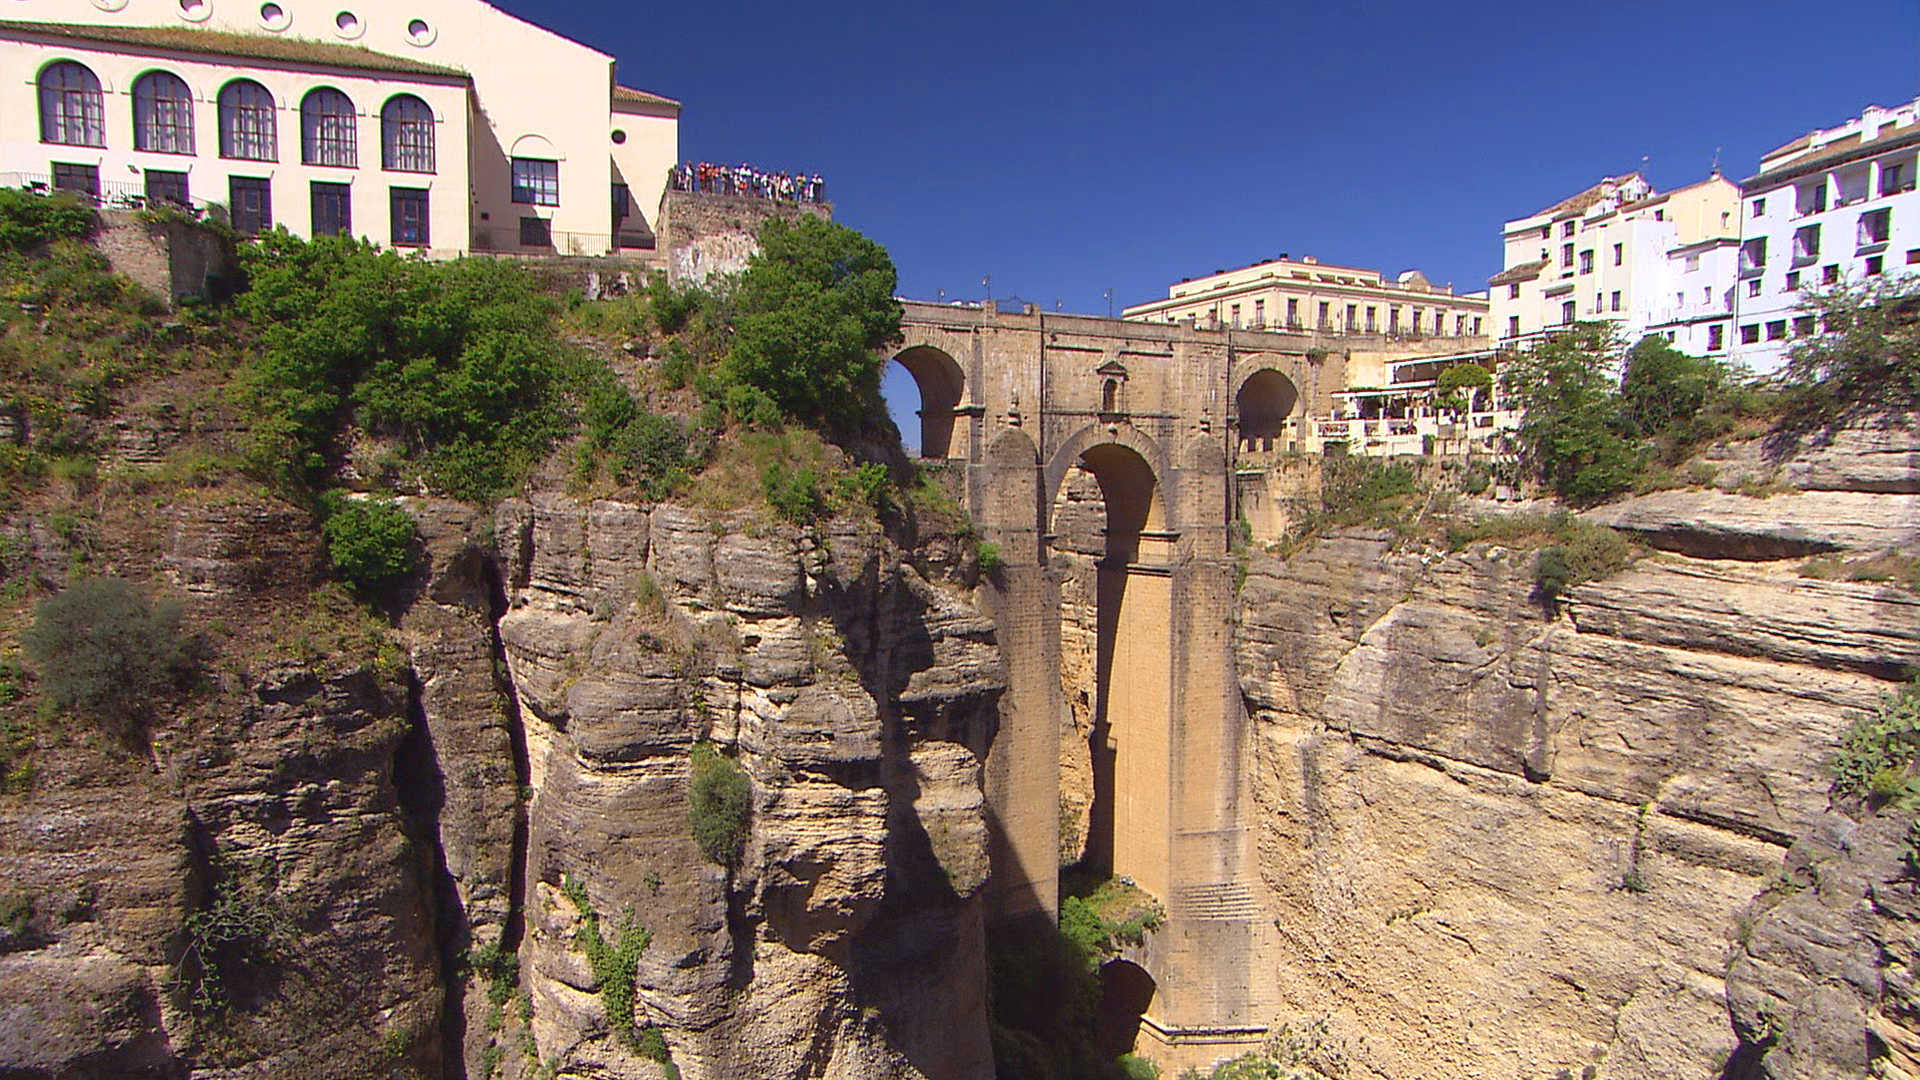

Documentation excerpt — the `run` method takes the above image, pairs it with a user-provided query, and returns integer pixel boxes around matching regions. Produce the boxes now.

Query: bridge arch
[1097,958,1158,1058]
[890,344,967,459]
[1232,366,1302,455]
[1043,423,1173,540]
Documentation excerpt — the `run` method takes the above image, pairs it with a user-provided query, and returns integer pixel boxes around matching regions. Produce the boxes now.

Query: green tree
[1499,325,1644,505]
[688,741,751,867]
[1779,278,1920,424]
[22,577,195,740]
[722,216,903,429]
[1618,334,1749,457]
[0,188,94,252]
[1434,362,1492,413]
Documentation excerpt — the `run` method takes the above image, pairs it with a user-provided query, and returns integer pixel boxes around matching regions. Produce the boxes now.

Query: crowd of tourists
[668,162,827,204]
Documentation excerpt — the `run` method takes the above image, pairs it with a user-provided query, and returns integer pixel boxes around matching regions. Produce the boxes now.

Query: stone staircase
[1170,881,1261,921]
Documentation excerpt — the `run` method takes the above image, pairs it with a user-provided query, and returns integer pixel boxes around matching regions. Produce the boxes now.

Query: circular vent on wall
[92,0,132,12]
[405,18,437,46]
[259,2,290,30]
[333,10,363,38]
[177,0,211,21]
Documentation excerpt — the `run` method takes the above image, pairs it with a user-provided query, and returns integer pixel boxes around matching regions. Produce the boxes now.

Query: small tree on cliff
[1499,324,1643,506]
[722,216,903,430]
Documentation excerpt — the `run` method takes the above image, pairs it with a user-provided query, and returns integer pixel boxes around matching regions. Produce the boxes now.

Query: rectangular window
[1317,301,1330,329]
[1708,324,1725,351]
[1740,237,1767,272]
[1748,279,1762,298]
[1740,324,1761,345]
[1786,270,1801,290]
[1765,320,1787,341]
[1909,249,1920,265]
[1388,307,1399,333]
[1685,253,1702,272]
[1345,303,1356,329]
[1230,303,1241,327]
[144,169,189,208]
[51,162,100,200]
[1859,208,1892,246]
[1822,264,1840,284]
[311,181,352,237]
[1561,220,1575,238]
[1867,254,1885,276]
[1507,315,1519,338]
[1613,243,1623,266]
[1286,298,1299,327]
[1560,300,1575,324]
[1792,315,1816,337]
[1365,306,1377,331]
[1883,163,1908,196]
[511,158,560,206]
[1610,291,1621,312]
[1579,250,1594,274]
[1561,242,1574,268]
[1472,317,1482,336]
[1796,183,1827,216]
[1507,283,1520,299]
[1253,299,1264,326]
[230,176,272,236]
[1456,314,1467,335]
[520,216,552,248]
[390,187,429,247]
[1752,198,1765,217]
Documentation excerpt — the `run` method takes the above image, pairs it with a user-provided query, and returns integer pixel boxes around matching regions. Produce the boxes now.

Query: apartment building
[1731,96,1920,373]
[1122,255,1490,342]
[1490,172,1741,351]
[0,0,679,257]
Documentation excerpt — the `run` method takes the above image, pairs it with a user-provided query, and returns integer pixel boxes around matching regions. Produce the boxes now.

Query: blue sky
[503,0,1916,442]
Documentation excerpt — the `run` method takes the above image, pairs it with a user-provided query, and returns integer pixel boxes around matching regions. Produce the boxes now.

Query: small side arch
[1233,366,1302,455]
[892,344,967,459]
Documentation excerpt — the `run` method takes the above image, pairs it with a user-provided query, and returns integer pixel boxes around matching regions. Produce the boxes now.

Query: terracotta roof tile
[614,84,680,109]
[1488,259,1549,286]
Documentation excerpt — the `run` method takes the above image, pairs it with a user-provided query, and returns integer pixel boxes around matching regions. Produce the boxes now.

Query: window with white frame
[380,95,434,173]
[511,158,560,206]
[219,79,277,161]
[301,87,358,168]
[39,62,105,147]
[133,71,195,155]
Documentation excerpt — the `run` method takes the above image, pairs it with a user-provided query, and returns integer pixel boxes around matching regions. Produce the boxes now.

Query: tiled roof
[1743,124,1920,188]
[1488,259,1549,286]
[614,84,680,109]
[1536,172,1645,219]
[0,20,467,78]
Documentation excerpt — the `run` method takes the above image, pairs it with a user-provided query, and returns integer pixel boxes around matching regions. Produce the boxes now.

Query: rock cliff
[1233,418,1920,1079]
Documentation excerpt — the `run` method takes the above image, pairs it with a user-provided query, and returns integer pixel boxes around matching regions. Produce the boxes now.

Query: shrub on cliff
[1832,680,1920,808]
[235,233,577,499]
[1778,278,1920,425]
[688,741,751,867]
[0,188,94,253]
[320,494,416,592]
[22,576,195,741]
[722,216,903,430]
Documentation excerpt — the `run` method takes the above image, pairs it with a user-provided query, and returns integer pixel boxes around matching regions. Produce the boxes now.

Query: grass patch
[1832,679,1920,809]
[1799,550,1920,592]
[1447,510,1638,604]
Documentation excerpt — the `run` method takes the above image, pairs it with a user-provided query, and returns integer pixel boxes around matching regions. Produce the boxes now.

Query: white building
[1731,96,1920,374]
[1490,172,1741,353]
[1123,254,1490,341]
[0,0,679,257]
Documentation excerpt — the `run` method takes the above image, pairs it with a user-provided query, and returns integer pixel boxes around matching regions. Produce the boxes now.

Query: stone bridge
[886,300,1351,1071]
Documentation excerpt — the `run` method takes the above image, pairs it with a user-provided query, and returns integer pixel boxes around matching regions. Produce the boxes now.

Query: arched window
[39,62,104,147]
[133,71,194,154]
[301,87,357,168]
[1102,378,1119,413]
[218,79,277,161]
[380,95,434,173]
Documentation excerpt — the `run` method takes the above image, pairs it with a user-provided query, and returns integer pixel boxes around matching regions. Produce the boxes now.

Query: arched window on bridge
[886,345,966,459]
[1236,368,1300,456]
[1102,378,1119,414]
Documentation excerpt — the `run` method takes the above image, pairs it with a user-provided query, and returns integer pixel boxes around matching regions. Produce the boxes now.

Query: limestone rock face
[490,497,1002,1080]
[1233,422,1919,1080]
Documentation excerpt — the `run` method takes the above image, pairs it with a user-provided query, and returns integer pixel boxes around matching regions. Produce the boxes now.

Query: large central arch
[1048,431,1175,902]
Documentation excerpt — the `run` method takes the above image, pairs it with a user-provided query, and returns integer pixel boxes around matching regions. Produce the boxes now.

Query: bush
[21,576,195,739]
[1832,680,1920,806]
[722,216,903,429]
[646,272,705,335]
[1320,456,1418,523]
[234,233,579,498]
[1499,325,1645,505]
[562,874,653,1042]
[763,461,825,524]
[583,380,698,499]
[835,462,892,513]
[1435,362,1491,413]
[976,541,1005,575]
[1779,278,1920,424]
[321,495,416,592]
[1533,519,1637,603]
[688,741,751,867]
[0,188,94,253]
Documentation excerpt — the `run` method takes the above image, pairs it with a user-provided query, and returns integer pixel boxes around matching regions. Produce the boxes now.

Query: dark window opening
[133,70,195,154]
[230,176,272,235]
[301,87,358,167]
[519,216,552,248]
[311,181,352,237]
[219,79,277,161]
[390,187,429,247]
[512,158,560,206]
[380,94,434,173]
[145,169,189,208]
[39,62,104,147]
[52,163,100,200]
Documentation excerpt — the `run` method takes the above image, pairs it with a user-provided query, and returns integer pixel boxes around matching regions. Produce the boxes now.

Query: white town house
[1732,96,1920,374]
[0,0,679,257]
